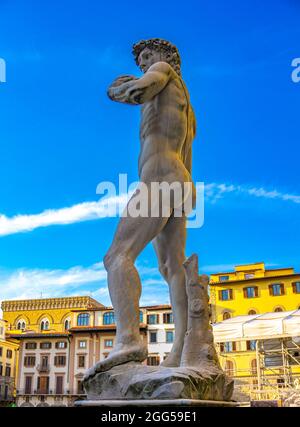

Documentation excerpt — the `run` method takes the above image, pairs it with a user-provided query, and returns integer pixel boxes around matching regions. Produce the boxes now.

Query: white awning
[213,310,300,342]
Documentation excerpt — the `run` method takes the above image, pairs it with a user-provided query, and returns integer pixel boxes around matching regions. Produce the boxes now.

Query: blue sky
[0,0,299,307]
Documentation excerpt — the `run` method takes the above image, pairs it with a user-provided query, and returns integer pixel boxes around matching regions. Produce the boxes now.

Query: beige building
[2,297,175,406]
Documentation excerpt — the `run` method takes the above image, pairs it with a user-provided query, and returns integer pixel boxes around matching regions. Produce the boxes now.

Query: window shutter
[280,284,284,295]
[218,290,223,301]
[232,342,236,351]
[243,288,247,298]
[254,287,258,297]
[229,289,233,300]
[269,285,273,296]
[292,283,296,293]
[246,341,250,351]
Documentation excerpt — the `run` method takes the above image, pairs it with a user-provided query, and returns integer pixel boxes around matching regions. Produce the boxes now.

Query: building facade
[0,319,19,406]
[2,298,175,406]
[209,262,300,323]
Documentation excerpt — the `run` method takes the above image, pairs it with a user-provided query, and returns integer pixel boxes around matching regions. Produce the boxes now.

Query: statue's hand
[110,75,137,88]
[107,76,137,102]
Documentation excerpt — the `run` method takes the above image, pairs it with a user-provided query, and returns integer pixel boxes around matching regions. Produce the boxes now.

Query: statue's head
[132,38,181,75]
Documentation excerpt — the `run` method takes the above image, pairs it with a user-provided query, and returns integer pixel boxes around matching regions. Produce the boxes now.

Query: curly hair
[132,38,181,76]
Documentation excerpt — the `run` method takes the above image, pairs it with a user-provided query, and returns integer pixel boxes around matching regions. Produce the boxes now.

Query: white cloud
[0,194,129,237]
[0,260,170,315]
[0,182,299,238]
[0,262,108,304]
[206,183,300,205]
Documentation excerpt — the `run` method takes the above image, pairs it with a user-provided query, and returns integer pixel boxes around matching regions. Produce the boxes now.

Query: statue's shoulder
[148,61,176,76]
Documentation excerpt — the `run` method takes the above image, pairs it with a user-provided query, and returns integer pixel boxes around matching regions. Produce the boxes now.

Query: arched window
[224,360,235,377]
[274,307,284,312]
[17,320,26,330]
[103,312,115,325]
[248,310,257,315]
[250,359,257,375]
[223,312,231,321]
[77,313,90,327]
[41,319,50,331]
[139,311,144,323]
[64,319,70,330]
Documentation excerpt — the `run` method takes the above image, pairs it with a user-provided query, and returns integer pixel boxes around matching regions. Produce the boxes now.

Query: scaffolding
[213,310,300,402]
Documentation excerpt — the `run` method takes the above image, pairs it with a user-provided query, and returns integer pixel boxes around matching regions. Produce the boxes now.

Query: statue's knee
[159,263,169,281]
[103,249,117,271]
[103,250,131,272]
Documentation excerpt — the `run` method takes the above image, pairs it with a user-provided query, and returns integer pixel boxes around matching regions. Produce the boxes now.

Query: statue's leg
[152,212,187,367]
[84,186,171,380]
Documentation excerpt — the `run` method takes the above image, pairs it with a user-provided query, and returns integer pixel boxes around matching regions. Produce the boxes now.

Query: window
[223,312,231,320]
[40,356,49,368]
[78,340,87,349]
[269,283,284,296]
[54,355,66,366]
[64,319,70,330]
[104,339,114,348]
[17,321,26,330]
[5,366,11,377]
[55,341,67,349]
[166,331,174,343]
[40,320,50,331]
[274,307,284,312]
[243,287,258,299]
[78,355,85,368]
[147,355,160,366]
[25,342,37,350]
[55,376,64,394]
[6,349,12,359]
[0,364,2,375]
[147,314,159,325]
[245,273,255,279]
[220,342,236,353]
[292,282,300,294]
[24,356,36,367]
[248,310,257,315]
[149,332,157,343]
[103,312,115,325]
[219,289,233,301]
[220,276,229,282]
[246,340,257,351]
[139,311,144,323]
[25,376,32,394]
[40,342,51,349]
[163,313,174,324]
[224,360,235,376]
[77,313,90,326]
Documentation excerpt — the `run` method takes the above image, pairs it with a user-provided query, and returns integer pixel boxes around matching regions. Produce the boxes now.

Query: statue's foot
[83,343,148,381]
[160,349,182,368]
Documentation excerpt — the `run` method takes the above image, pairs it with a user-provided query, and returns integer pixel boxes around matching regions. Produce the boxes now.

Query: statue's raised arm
[107,61,173,105]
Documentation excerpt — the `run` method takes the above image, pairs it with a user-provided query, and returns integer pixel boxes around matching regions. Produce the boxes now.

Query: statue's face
[138,47,164,72]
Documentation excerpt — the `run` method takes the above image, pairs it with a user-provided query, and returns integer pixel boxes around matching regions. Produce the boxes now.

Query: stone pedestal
[83,362,234,402]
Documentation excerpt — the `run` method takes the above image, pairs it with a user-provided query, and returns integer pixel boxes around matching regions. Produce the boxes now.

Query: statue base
[75,399,238,407]
[83,362,234,402]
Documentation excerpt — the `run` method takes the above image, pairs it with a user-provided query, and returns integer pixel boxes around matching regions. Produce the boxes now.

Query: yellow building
[209,262,300,323]
[0,319,19,405]
[1,296,103,334]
